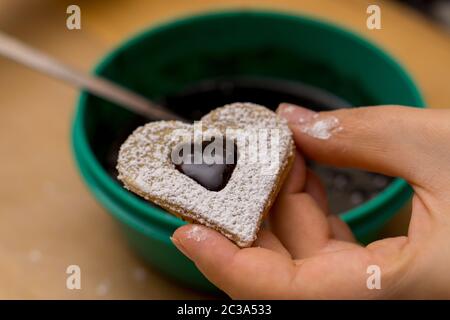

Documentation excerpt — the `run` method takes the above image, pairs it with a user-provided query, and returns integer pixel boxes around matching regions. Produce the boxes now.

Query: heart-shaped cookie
[117,103,295,247]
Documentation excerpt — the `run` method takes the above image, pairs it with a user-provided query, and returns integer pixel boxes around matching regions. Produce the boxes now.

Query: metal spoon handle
[0,31,183,121]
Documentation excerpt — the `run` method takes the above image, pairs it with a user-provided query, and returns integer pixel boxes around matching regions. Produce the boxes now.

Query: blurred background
[0,0,449,299]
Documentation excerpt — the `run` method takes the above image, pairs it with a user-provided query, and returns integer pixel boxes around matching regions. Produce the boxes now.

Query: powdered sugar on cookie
[117,103,295,247]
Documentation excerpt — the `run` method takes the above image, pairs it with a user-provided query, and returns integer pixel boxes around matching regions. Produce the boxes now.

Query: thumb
[171,224,296,298]
[277,103,446,188]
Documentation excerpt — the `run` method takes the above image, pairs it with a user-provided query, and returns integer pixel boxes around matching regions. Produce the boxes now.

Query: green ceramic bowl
[72,10,424,292]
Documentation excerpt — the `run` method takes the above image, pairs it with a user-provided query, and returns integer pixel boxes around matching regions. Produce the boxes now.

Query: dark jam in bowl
[98,77,392,215]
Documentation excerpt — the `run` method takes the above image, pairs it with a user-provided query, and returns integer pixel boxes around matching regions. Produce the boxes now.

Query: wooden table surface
[0,0,449,299]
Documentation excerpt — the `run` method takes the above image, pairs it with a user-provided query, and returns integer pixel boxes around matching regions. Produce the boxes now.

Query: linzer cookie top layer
[117,103,295,247]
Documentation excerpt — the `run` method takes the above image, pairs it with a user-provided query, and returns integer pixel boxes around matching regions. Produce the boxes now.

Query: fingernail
[277,103,317,124]
[170,236,192,259]
[171,225,209,259]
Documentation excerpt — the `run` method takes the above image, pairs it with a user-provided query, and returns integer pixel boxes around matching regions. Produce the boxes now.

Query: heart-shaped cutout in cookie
[173,138,238,192]
[117,103,295,247]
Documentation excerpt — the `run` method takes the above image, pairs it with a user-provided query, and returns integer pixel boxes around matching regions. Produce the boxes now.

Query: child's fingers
[171,224,296,299]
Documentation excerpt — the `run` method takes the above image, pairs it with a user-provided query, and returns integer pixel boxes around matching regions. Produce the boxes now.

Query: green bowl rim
[72,9,425,228]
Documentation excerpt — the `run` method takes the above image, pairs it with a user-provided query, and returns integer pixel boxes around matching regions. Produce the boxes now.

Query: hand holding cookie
[172,104,450,299]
